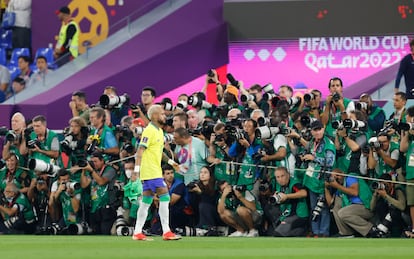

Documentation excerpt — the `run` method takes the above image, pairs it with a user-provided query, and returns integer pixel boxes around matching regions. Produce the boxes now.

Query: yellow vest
[57,20,80,58]
[1,0,6,9]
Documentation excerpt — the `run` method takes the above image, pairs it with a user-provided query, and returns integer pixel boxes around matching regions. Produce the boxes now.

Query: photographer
[2,112,27,166]
[325,169,374,238]
[101,86,130,127]
[399,105,414,238]
[217,180,262,237]
[0,153,32,194]
[80,152,117,234]
[0,183,36,234]
[207,122,234,184]
[263,167,308,237]
[88,107,120,161]
[69,91,90,124]
[358,93,386,135]
[334,110,368,175]
[48,169,81,231]
[301,120,335,237]
[130,87,156,125]
[370,173,407,237]
[301,89,322,121]
[388,92,407,143]
[367,132,399,179]
[228,119,264,194]
[240,84,270,117]
[188,166,223,231]
[321,77,355,141]
[173,127,209,185]
[61,116,89,169]
[20,115,60,164]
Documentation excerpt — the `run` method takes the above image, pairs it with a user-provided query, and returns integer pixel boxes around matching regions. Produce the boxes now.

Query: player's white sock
[133,201,150,234]
[159,200,170,234]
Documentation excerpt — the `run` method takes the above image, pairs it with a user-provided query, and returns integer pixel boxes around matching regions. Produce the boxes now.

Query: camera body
[269,192,283,205]
[368,137,381,149]
[187,180,200,190]
[27,139,41,149]
[332,92,341,102]
[371,182,386,190]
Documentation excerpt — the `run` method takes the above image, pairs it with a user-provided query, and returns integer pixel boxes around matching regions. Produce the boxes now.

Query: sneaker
[228,230,247,237]
[246,229,259,237]
[337,234,355,238]
[163,231,182,241]
[132,233,153,241]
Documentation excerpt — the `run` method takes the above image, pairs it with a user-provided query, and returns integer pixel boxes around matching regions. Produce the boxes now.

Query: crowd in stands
[1,69,414,239]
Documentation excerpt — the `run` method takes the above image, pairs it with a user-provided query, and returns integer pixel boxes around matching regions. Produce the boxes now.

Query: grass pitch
[0,236,412,258]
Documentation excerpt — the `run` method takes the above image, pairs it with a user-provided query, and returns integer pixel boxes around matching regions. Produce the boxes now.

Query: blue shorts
[142,178,167,193]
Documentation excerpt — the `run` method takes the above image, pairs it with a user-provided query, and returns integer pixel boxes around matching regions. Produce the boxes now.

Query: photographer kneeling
[217,180,262,237]
[325,169,374,237]
[370,173,407,237]
[263,167,308,237]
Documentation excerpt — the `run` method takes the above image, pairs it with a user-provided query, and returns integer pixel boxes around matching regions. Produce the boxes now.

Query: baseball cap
[56,6,70,15]
[225,85,239,101]
[310,120,323,130]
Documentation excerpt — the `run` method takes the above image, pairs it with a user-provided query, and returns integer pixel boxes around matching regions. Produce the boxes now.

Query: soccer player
[132,104,181,241]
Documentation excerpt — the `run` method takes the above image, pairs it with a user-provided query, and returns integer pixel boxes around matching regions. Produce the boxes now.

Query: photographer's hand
[302,154,314,161]
[377,189,387,198]
[278,192,288,203]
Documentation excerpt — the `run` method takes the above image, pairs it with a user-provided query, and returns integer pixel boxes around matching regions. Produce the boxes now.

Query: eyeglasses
[141,94,152,97]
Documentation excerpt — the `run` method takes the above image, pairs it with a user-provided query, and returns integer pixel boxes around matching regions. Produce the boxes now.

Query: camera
[368,137,381,149]
[63,181,81,190]
[176,100,188,110]
[398,122,414,131]
[66,222,92,235]
[0,126,8,136]
[255,126,280,140]
[187,180,199,190]
[187,95,213,110]
[332,120,344,130]
[114,210,133,236]
[24,126,34,137]
[99,93,129,109]
[233,185,247,192]
[214,134,225,143]
[162,100,175,112]
[27,139,41,149]
[36,223,61,235]
[133,125,144,135]
[269,192,283,205]
[175,226,209,237]
[115,125,133,142]
[5,131,18,142]
[257,117,270,127]
[121,143,134,154]
[304,93,315,102]
[201,121,216,139]
[130,103,146,116]
[226,73,239,88]
[285,97,301,110]
[252,148,267,161]
[280,126,292,136]
[262,83,276,101]
[311,196,326,221]
[86,135,100,155]
[332,92,341,102]
[300,115,317,128]
[258,180,270,192]
[240,94,255,103]
[371,213,392,238]
[29,159,60,176]
[356,102,368,110]
[60,134,79,154]
[371,181,386,190]
[207,69,215,78]
[164,133,174,143]
[343,119,365,129]
[188,127,202,136]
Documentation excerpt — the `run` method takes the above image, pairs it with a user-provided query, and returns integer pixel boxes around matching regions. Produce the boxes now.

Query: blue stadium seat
[8,66,21,81]
[8,47,30,68]
[33,47,57,70]
[0,29,12,50]
[0,48,7,66]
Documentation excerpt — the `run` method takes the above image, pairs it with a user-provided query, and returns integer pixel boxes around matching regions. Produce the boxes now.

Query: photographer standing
[325,169,373,238]
[20,115,60,164]
[370,173,406,237]
[208,123,234,185]
[358,93,386,135]
[88,107,119,161]
[301,120,335,237]
[217,180,262,237]
[69,91,90,124]
[2,112,26,166]
[367,133,399,179]
[334,110,368,175]
[80,152,117,234]
[0,183,36,234]
[399,105,414,238]
[61,116,88,169]
[263,167,308,237]
[321,77,355,141]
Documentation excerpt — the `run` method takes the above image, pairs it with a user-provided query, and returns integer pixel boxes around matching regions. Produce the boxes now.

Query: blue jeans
[309,190,330,236]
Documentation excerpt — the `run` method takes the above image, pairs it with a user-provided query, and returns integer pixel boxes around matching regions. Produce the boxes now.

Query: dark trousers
[89,207,116,235]
[12,26,32,54]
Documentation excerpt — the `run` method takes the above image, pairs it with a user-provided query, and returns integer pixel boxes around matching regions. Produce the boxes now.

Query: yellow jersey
[139,123,164,180]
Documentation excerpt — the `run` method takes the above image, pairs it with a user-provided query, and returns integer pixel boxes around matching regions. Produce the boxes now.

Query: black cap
[56,6,70,15]
[310,120,323,130]
[13,76,25,85]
